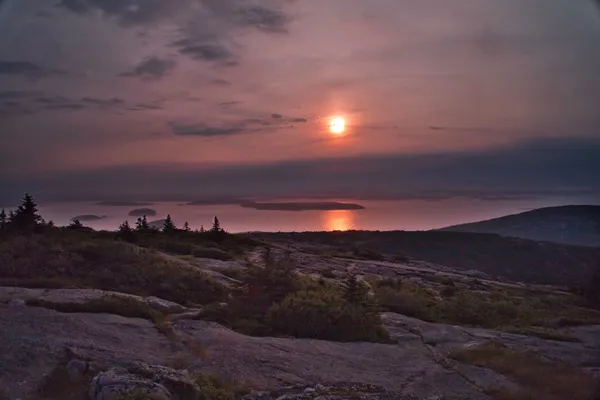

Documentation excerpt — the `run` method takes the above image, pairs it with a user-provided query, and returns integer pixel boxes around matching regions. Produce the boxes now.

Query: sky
[1,0,600,204]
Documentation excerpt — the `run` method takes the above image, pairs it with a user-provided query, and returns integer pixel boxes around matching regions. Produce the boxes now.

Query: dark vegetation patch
[449,341,599,400]
[202,250,390,343]
[0,233,227,306]
[371,277,600,337]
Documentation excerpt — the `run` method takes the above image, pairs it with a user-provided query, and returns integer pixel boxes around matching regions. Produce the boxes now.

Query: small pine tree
[199,225,205,233]
[342,274,370,306]
[135,215,150,232]
[162,214,177,233]
[69,219,84,229]
[0,208,6,228]
[10,193,43,232]
[117,220,135,242]
[211,216,221,233]
[183,221,190,232]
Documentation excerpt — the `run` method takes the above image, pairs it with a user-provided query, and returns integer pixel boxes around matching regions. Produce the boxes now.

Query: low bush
[204,253,389,343]
[193,373,249,400]
[374,283,437,321]
[266,289,389,342]
[191,247,233,261]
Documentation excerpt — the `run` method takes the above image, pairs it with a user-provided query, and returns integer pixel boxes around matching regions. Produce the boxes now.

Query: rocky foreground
[1,286,599,400]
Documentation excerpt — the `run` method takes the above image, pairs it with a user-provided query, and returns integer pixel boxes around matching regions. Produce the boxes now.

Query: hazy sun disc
[330,116,346,135]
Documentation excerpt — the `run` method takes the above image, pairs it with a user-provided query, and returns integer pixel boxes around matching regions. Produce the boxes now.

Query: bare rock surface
[0,304,177,400]
[90,363,200,400]
[382,312,600,369]
[173,319,490,399]
[1,290,598,400]
[0,286,191,314]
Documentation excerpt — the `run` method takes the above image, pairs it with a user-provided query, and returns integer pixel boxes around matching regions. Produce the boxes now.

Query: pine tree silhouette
[211,216,221,233]
[69,219,84,229]
[135,215,150,232]
[117,220,135,242]
[162,214,177,233]
[199,225,205,233]
[183,221,190,232]
[0,208,6,228]
[11,193,43,232]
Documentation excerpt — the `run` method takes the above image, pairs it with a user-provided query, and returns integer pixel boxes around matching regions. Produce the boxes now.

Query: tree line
[0,193,225,239]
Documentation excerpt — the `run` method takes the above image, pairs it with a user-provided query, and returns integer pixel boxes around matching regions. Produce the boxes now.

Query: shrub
[191,247,233,261]
[376,287,435,321]
[192,373,248,400]
[266,289,389,342]
[321,268,336,279]
[352,247,386,261]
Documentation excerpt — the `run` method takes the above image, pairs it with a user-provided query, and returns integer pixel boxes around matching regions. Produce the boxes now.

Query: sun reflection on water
[322,210,356,231]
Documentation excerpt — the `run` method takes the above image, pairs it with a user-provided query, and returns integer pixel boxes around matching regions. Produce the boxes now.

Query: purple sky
[1,0,600,203]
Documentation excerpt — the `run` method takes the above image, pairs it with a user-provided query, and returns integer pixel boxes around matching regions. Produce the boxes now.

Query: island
[240,201,366,211]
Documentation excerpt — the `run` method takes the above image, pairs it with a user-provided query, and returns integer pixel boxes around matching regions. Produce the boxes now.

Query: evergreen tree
[162,214,177,233]
[0,208,6,228]
[183,221,191,232]
[119,220,132,232]
[10,193,43,232]
[135,215,150,232]
[117,220,135,242]
[342,274,370,306]
[69,219,84,229]
[199,225,205,233]
[211,216,221,233]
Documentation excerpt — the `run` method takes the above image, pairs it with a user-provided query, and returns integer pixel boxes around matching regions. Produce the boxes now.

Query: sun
[329,116,346,135]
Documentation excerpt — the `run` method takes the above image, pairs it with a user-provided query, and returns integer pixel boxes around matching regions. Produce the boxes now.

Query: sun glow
[323,210,355,231]
[329,116,346,135]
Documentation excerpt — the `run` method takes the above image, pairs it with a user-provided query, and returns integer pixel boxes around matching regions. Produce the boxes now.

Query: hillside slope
[254,230,600,285]
[439,205,600,246]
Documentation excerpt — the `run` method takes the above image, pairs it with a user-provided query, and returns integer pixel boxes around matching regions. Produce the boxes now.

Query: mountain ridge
[438,205,600,246]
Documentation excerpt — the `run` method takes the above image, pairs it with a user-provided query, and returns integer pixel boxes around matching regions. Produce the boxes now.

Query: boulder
[90,363,200,400]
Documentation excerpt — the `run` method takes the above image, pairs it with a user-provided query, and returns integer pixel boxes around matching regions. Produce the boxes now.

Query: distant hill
[253,230,600,285]
[439,205,600,247]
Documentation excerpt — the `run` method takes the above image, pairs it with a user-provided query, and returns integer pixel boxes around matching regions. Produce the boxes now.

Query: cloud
[211,78,231,86]
[271,113,283,119]
[81,97,125,106]
[35,95,69,104]
[0,61,65,78]
[169,122,245,137]
[172,40,233,62]
[233,4,289,33]
[58,0,177,26]
[288,117,307,123]
[0,91,39,100]
[127,101,163,111]
[119,57,176,79]
[45,103,86,110]
[243,118,271,126]
[218,101,241,107]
